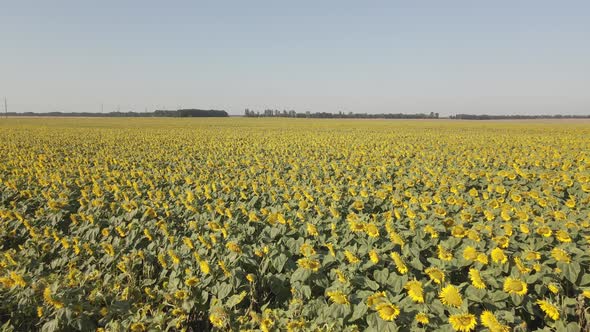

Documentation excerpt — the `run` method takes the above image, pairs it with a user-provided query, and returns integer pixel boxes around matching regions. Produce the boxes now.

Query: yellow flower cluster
[0,118,589,331]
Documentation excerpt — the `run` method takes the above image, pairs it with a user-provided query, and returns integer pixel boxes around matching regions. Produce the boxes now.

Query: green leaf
[216,282,232,300]
[374,268,389,285]
[510,294,523,306]
[349,302,368,322]
[226,292,247,308]
[328,303,350,318]
[489,291,509,303]
[566,322,581,332]
[362,277,380,291]
[409,257,424,270]
[290,268,312,283]
[562,262,581,284]
[465,286,485,302]
[366,312,380,328]
[41,319,60,332]
[272,253,288,273]
[0,320,14,332]
[300,285,312,299]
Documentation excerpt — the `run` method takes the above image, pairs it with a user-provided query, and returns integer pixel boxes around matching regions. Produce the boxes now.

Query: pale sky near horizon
[1,1,589,116]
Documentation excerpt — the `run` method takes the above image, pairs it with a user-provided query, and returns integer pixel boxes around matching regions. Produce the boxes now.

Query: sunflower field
[1,118,589,332]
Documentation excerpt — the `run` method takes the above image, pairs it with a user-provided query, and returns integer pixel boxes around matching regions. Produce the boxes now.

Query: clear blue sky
[1,1,589,115]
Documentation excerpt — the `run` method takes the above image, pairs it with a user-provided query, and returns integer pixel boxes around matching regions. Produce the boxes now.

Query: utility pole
[101,103,104,113]
[4,98,7,118]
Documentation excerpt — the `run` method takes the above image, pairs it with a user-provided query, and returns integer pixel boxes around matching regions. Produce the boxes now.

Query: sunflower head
[491,248,507,264]
[480,311,509,332]
[551,248,571,263]
[366,291,387,308]
[425,267,445,284]
[503,277,527,296]
[468,268,486,289]
[449,313,477,332]
[537,299,560,320]
[326,290,349,305]
[415,312,429,325]
[376,302,400,321]
[404,280,424,303]
[439,285,463,308]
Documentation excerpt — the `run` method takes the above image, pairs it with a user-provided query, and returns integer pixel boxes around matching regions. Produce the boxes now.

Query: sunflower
[344,250,360,264]
[548,284,559,294]
[260,317,275,332]
[369,250,379,264]
[286,320,305,332]
[174,290,188,300]
[349,221,366,233]
[466,229,480,242]
[555,230,572,243]
[37,306,43,318]
[306,223,318,236]
[199,260,211,275]
[437,245,453,261]
[524,251,541,261]
[296,258,321,271]
[103,244,115,257]
[367,291,387,307]
[423,225,439,238]
[325,243,335,257]
[451,225,466,238]
[130,323,146,332]
[375,302,400,321]
[226,242,242,254]
[388,230,405,246]
[365,223,380,238]
[493,235,510,248]
[390,252,408,274]
[209,307,227,328]
[551,248,571,263]
[468,268,486,289]
[463,246,478,261]
[491,248,507,264]
[449,313,477,332]
[439,285,463,308]
[299,243,316,257]
[143,228,153,241]
[185,276,199,287]
[43,287,64,309]
[415,312,429,324]
[536,299,559,320]
[326,290,349,305]
[475,253,489,265]
[536,226,553,237]
[425,267,445,284]
[503,277,527,295]
[8,272,26,288]
[480,311,509,332]
[404,280,424,303]
[351,200,364,211]
[333,269,347,283]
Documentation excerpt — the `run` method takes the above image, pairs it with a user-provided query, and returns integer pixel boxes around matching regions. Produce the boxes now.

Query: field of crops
[1,118,589,331]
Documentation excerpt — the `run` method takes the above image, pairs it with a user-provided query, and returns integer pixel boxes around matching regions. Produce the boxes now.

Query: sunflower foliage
[0,118,589,331]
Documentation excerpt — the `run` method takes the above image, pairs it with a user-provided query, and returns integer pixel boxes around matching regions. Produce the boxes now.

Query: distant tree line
[244,109,440,119]
[4,109,229,118]
[155,109,229,117]
[451,114,590,120]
